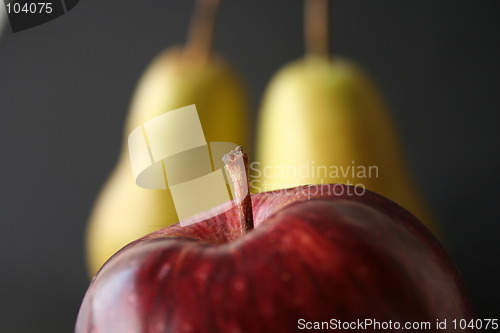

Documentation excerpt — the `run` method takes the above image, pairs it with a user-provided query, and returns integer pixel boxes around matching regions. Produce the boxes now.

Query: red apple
[75,186,475,332]
[75,150,475,333]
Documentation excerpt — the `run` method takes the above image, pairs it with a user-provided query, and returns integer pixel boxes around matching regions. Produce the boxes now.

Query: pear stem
[184,0,222,61]
[305,0,330,58]
[223,147,254,235]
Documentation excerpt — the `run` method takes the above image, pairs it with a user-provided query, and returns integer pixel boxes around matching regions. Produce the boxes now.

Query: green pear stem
[223,147,254,235]
[305,0,330,58]
[184,0,223,62]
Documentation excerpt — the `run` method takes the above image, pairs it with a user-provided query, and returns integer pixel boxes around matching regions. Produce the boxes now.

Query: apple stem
[223,146,254,235]
[305,0,330,58]
[183,0,222,62]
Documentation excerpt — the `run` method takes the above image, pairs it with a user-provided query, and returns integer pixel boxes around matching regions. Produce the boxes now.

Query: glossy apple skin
[76,184,475,333]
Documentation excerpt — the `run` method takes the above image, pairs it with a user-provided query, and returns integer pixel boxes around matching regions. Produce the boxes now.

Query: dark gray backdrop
[0,1,498,332]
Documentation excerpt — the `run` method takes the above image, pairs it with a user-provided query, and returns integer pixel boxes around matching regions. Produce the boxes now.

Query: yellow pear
[255,0,435,233]
[85,48,250,276]
[85,0,251,276]
[255,55,435,233]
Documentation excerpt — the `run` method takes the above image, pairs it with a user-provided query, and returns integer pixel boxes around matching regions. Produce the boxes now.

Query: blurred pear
[255,0,436,233]
[86,0,250,276]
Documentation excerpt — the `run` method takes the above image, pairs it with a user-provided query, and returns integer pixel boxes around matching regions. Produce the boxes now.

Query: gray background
[0,1,499,332]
